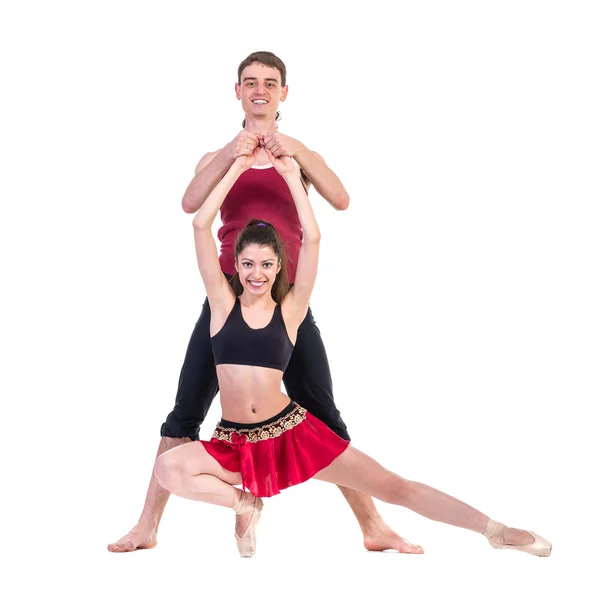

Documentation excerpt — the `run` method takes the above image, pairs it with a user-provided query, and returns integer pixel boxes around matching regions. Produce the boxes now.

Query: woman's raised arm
[265,149,320,328]
[193,151,258,309]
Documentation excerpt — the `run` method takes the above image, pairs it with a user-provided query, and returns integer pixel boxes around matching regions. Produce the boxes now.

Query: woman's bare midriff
[216,364,291,423]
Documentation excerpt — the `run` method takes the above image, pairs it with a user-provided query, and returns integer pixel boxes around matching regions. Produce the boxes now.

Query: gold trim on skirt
[211,404,307,444]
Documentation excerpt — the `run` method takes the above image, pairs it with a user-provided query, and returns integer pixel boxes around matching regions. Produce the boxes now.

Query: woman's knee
[154,453,184,493]
[387,476,415,505]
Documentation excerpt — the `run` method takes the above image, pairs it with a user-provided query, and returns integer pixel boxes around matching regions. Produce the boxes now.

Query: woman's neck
[239,291,276,308]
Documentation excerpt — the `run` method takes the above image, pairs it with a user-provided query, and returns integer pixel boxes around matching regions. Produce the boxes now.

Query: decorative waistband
[212,403,307,444]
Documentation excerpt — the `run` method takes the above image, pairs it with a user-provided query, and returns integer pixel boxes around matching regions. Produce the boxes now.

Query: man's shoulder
[194,149,223,175]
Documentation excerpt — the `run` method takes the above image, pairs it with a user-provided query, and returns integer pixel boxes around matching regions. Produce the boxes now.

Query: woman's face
[236,244,280,297]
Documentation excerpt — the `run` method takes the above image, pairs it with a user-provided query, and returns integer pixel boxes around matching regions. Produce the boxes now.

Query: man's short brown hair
[237,51,287,86]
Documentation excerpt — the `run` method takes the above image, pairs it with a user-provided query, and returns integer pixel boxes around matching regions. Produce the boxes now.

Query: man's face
[235,62,288,119]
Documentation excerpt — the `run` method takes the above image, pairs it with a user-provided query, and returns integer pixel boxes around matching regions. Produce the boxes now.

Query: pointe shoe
[483,519,552,557]
[233,491,264,558]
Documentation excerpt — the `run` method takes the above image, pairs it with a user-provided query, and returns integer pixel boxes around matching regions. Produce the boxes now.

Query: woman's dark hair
[230,219,289,304]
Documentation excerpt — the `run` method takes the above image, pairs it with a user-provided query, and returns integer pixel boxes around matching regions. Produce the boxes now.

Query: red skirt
[200,402,349,498]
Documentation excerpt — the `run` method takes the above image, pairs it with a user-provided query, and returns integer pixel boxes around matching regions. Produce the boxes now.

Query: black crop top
[211,297,294,372]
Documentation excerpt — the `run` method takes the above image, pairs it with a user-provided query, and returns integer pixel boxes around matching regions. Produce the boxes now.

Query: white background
[1,1,598,598]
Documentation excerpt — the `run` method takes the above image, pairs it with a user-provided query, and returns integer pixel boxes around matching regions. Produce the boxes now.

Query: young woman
[154,147,551,559]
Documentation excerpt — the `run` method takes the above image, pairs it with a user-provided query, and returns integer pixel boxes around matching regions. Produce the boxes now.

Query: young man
[108,51,422,554]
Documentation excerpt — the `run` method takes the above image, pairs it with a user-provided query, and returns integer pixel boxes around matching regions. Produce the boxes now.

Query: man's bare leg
[338,486,424,553]
[107,436,191,552]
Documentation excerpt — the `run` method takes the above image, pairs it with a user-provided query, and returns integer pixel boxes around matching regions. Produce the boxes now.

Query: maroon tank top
[218,165,303,282]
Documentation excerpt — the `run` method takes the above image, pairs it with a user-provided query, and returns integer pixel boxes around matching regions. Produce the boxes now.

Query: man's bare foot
[363,522,424,554]
[107,525,158,553]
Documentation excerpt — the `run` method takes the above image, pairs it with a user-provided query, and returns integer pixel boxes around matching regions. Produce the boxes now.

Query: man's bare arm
[295,148,350,211]
[181,151,232,213]
[262,133,350,211]
[181,131,259,213]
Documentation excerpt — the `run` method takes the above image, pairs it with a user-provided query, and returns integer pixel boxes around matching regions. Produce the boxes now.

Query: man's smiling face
[235,62,288,119]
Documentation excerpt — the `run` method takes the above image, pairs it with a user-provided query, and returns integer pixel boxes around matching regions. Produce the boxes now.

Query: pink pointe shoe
[233,491,264,558]
[483,519,552,557]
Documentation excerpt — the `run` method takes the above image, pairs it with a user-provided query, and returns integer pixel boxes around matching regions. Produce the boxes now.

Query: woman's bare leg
[315,446,534,545]
[155,442,240,503]
[154,442,255,537]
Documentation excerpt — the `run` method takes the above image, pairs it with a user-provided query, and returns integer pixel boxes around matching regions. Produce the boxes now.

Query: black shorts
[161,295,350,442]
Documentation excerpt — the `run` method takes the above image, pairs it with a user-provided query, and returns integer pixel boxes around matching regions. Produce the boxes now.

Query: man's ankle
[359,515,387,536]
[136,516,159,531]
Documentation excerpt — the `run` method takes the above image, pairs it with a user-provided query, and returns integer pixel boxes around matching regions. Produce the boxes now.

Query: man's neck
[244,115,278,135]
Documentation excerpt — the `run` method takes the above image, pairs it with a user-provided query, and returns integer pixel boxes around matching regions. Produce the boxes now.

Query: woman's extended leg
[314,446,489,532]
[314,446,549,554]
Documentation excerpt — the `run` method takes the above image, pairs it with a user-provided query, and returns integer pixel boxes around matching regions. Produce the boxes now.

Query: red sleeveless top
[218,165,303,283]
